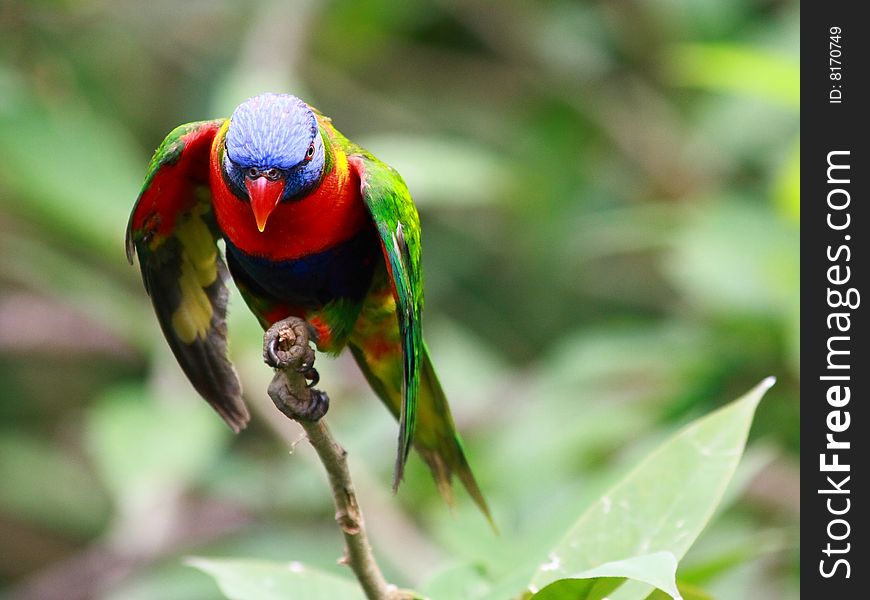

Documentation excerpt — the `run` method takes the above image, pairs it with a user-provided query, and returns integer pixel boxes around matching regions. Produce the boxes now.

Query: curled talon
[266,338,281,367]
[302,366,320,388]
[305,388,329,421]
[263,317,329,421]
[263,316,315,369]
[267,371,330,422]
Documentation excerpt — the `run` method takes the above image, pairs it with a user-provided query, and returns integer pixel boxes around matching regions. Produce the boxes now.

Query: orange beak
[245,177,285,232]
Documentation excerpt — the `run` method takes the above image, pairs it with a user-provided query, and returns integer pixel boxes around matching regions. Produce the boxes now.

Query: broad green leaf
[101,560,227,600]
[530,552,680,600]
[187,557,366,600]
[420,563,494,600]
[527,378,773,597]
[645,581,714,600]
[529,578,621,600]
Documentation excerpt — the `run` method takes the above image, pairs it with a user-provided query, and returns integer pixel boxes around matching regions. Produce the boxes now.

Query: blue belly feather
[224,229,379,307]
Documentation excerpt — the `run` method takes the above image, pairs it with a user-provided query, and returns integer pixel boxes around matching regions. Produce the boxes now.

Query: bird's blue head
[223,93,326,231]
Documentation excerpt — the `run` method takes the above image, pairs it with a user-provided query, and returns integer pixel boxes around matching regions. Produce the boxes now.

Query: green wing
[125,119,249,432]
[348,153,422,486]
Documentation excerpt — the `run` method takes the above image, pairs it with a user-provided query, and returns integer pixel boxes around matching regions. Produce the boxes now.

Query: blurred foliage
[1,0,797,599]
[186,381,770,599]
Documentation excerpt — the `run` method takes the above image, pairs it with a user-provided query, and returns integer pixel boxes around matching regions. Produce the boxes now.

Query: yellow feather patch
[321,121,351,189]
[171,208,218,344]
[334,145,350,188]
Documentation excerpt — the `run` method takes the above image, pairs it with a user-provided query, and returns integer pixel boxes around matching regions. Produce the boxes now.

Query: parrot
[125,92,491,522]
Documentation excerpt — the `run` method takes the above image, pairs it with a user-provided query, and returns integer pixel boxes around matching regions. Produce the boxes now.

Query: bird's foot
[264,317,316,368]
[264,317,329,422]
[268,373,330,422]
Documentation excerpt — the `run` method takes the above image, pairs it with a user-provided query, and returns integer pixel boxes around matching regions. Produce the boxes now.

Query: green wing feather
[348,153,423,488]
[125,120,249,432]
[347,151,495,528]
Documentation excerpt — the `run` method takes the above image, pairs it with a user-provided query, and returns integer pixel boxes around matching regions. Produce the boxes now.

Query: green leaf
[420,563,494,600]
[530,552,680,600]
[526,378,773,598]
[645,581,714,600]
[530,578,621,600]
[187,557,366,600]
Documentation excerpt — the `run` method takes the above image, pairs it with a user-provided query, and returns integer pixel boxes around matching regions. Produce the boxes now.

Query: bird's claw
[304,388,329,421]
[301,366,320,388]
[266,339,281,369]
[268,372,330,422]
[263,317,317,370]
[264,317,329,422]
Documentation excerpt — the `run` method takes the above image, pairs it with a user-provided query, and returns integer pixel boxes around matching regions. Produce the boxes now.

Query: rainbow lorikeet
[126,93,490,519]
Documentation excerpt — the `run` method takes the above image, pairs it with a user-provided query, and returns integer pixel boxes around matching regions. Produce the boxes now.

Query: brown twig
[301,418,395,598]
[264,317,412,600]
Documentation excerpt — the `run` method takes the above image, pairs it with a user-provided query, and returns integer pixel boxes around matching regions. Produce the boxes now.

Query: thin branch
[264,318,412,600]
[302,418,395,598]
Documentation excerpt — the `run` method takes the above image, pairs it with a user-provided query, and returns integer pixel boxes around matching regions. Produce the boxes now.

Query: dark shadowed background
[0,1,798,598]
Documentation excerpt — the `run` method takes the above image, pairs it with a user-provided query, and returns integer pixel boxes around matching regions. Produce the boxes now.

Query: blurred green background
[0,1,798,599]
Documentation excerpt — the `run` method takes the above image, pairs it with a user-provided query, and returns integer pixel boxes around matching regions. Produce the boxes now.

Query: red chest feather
[208,128,369,261]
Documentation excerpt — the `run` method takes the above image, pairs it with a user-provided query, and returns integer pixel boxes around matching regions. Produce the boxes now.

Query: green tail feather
[349,342,496,530]
[416,350,496,530]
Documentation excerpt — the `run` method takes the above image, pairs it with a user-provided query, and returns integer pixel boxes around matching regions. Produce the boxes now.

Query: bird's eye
[305,142,315,161]
[246,167,259,179]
